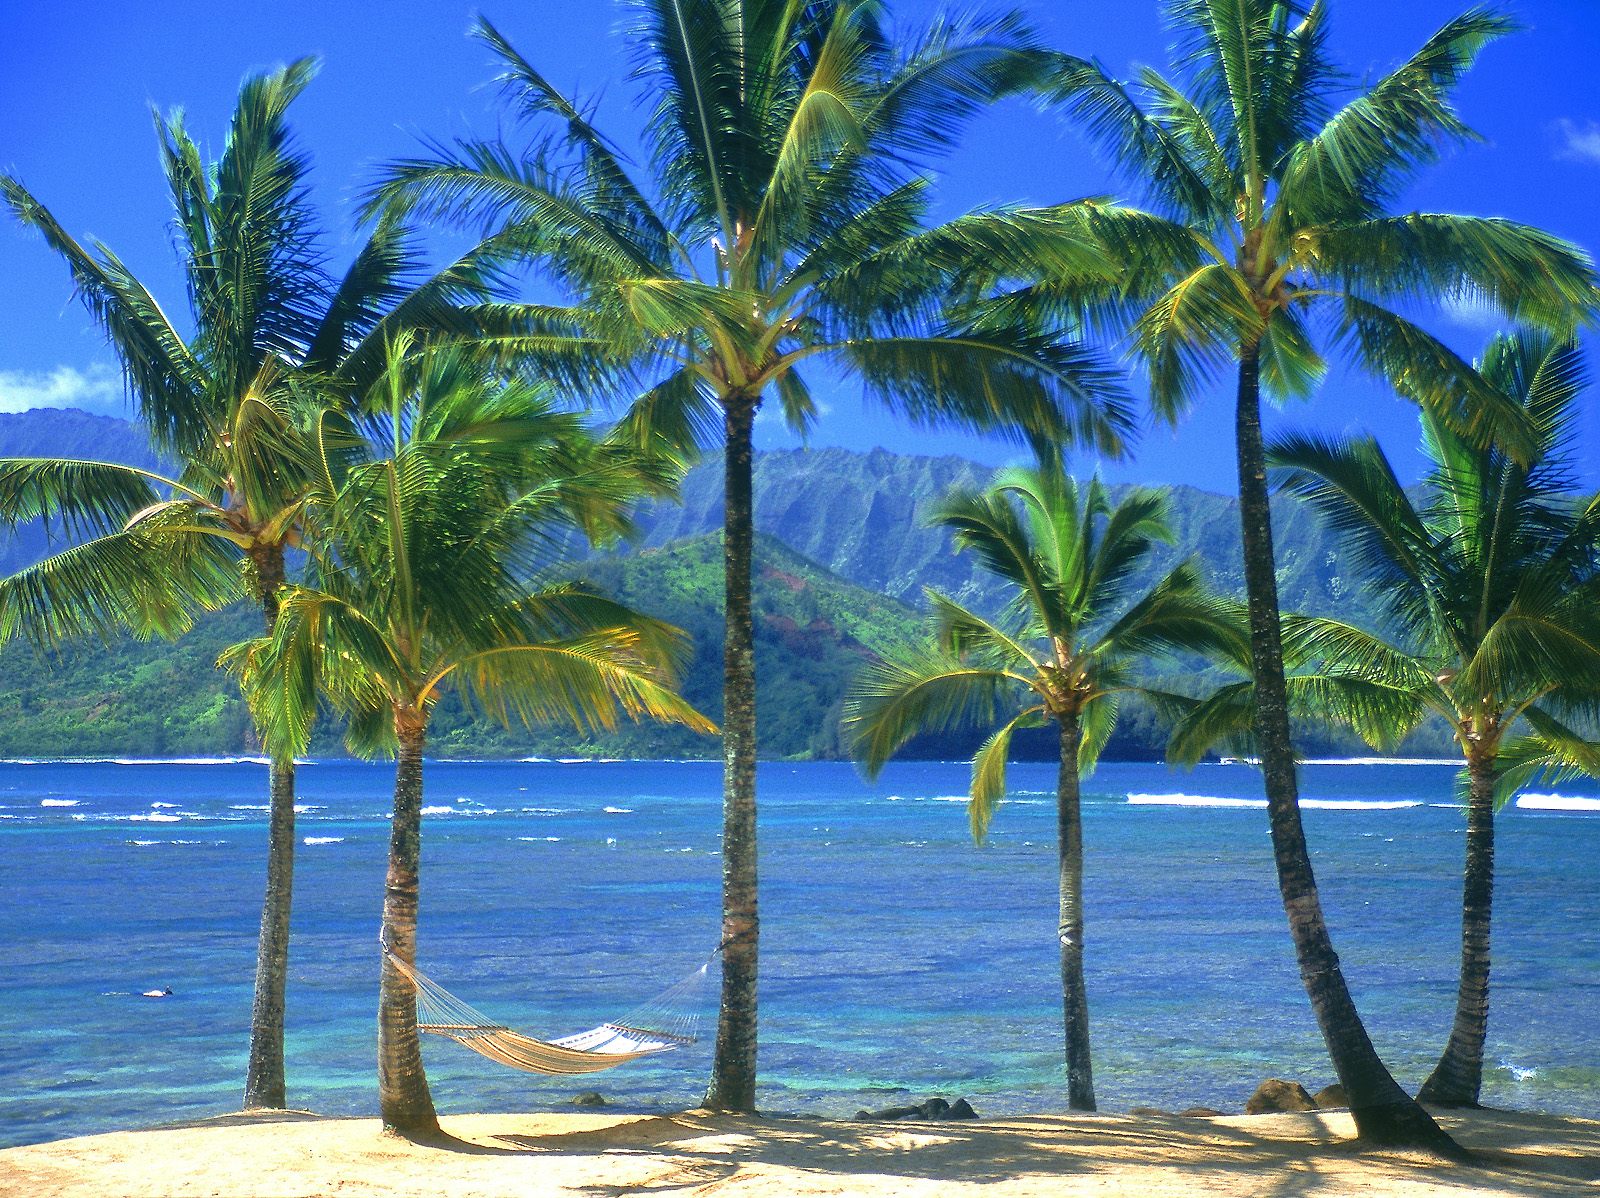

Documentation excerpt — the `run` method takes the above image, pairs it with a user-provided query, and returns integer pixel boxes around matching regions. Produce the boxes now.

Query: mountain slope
[0,408,1447,759]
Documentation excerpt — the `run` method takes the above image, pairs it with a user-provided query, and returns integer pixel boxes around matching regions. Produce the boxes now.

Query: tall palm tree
[1044,0,1598,1149]
[845,463,1235,1111]
[0,60,549,1110]
[371,2,1147,1109]
[1265,332,1600,1108]
[227,342,715,1135]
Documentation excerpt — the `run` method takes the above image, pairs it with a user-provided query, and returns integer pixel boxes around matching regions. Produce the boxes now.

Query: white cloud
[0,364,124,414]
[1555,118,1600,165]
[1440,293,1504,333]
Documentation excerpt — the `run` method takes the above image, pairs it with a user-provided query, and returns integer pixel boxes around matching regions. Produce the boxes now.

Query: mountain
[0,408,167,576]
[0,408,1449,759]
[623,446,1366,625]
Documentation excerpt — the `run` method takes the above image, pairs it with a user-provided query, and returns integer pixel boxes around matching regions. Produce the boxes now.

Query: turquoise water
[2,757,1597,1148]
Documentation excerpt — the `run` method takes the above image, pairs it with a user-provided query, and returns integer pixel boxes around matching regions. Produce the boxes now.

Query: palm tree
[845,463,1235,1111]
[1264,332,1600,1108]
[370,2,1147,1110]
[227,342,715,1135]
[0,60,549,1110]
[1044,0,1598,1149]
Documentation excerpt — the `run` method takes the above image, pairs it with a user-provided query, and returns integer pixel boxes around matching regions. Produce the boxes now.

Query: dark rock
[1128,1107,1170,1117]
[1244,1079,1317,1115]
[856,1103,922,1121]
[1179,1107,1224,1118]
[571,1091,607,1107]
[1312,1084,1348,1109]
[854,1096,976,1122]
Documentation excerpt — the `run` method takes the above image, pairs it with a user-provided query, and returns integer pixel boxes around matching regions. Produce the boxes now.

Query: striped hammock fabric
[383,949,707,1076]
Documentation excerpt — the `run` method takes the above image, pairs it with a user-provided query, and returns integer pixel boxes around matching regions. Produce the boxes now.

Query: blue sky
[4,0,1599,492]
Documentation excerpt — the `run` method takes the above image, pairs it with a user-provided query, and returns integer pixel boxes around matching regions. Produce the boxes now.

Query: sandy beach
[4,1106,1598,1197]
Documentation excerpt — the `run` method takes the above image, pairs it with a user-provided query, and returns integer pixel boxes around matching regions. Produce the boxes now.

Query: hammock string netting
[382,948,712,1076]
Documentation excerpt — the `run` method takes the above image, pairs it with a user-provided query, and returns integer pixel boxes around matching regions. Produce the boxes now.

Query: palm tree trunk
[245,546,295,1110]
[1056,715,1095,1111]
[1418,753,1497,1107]
[1234,343,1460,1155]
[377,722,439,1135]
[706,393,759,1112]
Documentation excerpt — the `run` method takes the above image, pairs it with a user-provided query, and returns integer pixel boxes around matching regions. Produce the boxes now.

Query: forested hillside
[0,409,1449,759]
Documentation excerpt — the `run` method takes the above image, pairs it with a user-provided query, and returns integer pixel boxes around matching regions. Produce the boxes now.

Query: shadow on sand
[386,1106,1600,1196]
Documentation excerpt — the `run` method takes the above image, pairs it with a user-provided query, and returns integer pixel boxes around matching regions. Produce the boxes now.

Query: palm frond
[1281,9,1514,221]
[969,705,1048,844]
[843,645,1020,777]
[1493,707,1600,809]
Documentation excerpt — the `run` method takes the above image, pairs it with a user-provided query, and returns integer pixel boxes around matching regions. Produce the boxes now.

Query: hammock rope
[381,945,715,1077]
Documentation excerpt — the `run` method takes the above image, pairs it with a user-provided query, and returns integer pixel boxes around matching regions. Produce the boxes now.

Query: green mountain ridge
[0,409,1449,760]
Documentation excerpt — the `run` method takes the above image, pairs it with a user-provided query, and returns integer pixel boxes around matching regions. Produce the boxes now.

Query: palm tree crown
[1050,1,1595,446]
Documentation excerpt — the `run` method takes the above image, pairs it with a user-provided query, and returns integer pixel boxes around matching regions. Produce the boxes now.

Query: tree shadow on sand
[402,1108,1600,1196]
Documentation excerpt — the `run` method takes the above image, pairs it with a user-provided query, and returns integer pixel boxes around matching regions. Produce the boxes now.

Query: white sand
[4,1107,1598,1197]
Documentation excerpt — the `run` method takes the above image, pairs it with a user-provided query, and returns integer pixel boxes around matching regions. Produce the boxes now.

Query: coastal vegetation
[2,0,1599,1165]
[0,61,557,1111]
[225,342,712,1132]
[369,3,1146,1110]
[1043,0,1598,1150]
[1267,332,1600,1107]
[0,430,1475,762]
[846,463,1236,1109]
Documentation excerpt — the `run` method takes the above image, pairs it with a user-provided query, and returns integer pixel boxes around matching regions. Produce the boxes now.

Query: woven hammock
[383,949,710,1076]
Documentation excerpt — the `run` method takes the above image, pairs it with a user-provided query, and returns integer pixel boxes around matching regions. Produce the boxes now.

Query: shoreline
[0,754,1469,766]
[4,1107,1598,1197]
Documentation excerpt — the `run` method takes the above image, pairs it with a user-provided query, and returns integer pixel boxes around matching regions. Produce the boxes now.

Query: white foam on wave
[1299,757,1458,767]
[1128,793,1421,811]
[515,835,562,842]
[1210,756,1457,767]
[1302,799,1421,810]
[302,836,345,845]
[603,805,634,814]
[1517,793,1600,812]
[520,807,570,816]
[151,802,179,809]
[112,756,272,766]
[229,804,269,811]
[1505,1063,1539,1081]
[128,812,182,823]
[419,805,455,816]
[40,799,80,807]
[1128,793,1264,808]
[883,794,969,804]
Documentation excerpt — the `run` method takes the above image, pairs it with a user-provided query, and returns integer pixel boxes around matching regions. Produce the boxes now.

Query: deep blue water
[2,757,1598,1149]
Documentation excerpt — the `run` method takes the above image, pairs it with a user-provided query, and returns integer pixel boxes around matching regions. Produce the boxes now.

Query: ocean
[2,757,1597,1149]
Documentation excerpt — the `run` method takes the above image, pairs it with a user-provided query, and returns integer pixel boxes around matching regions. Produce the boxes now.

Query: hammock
[382,947,712,1076]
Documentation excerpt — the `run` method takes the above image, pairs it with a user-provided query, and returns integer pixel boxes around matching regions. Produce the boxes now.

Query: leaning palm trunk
[1418,755,1498,1106]
[377,726,439,1135]
[1234,346,1457,1153]
[245,546,296,1110]
[707,396,761,1112]
[1056,717,1094,1111]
